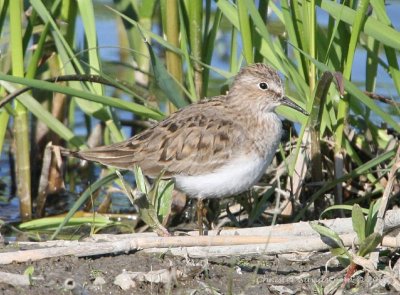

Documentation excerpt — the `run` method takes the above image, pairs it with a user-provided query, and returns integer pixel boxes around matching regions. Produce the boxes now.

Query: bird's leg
[197,197,205,235]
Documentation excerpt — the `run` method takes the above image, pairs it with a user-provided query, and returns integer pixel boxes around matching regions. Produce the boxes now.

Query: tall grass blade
[352,204,366,242]
[10,0,31,220]
[0,73,164,121]
[50,171,123,240]
[318,0,400,50]
[237,0,253,64]
[187,0,203,99]
[335,0,370,153]
[146,41,189,109]
[162,0,183,113]
[0,81,85,148]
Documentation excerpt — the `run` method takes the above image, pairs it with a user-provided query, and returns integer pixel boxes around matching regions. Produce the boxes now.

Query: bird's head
[229,63,308,115]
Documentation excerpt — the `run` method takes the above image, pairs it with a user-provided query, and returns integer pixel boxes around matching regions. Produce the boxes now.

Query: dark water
[0,0,399,222]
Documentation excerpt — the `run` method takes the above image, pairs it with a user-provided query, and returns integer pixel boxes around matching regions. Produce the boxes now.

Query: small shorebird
[63,64,308,234]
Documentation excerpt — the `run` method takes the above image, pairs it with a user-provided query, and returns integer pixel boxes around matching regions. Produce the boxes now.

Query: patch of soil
[0,245,398,295]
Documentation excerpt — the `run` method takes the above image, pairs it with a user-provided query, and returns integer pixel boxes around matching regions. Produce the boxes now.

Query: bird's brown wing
[75,100,248,177]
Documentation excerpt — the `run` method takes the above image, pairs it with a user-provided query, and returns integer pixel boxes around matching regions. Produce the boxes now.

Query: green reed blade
[0,73,164,120]
[10,0,31,220]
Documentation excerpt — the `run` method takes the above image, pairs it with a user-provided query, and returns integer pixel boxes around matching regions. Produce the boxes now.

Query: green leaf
[215,0,239,28]
[132,166,170,235]
[134,165,148,195]
[77,0,103,96]
[0,110,10,155]
[237,0,253,63]
[330,248,351,266]
[134,187,168,236]
[146,41,189,109]
[202,9,222,96]
[134,193,161,230]
[20,216,113,231]
[320,205,368,218]
[155,180,174,225]
[352,204,366,242]
[177,5,197,102]
[310,71,337,130]
[358,232,382,257]
[310,221,349,256]
[365,199,380,236]
[330,247,347,257]
[23,266,35,277]
[138,0,158,17]
[24,265,34,284]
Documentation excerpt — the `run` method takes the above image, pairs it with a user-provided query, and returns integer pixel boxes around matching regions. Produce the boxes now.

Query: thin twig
[364,91,400,107]
[369,145,400,268]
[375,145,400,236]
[0,74,149,108]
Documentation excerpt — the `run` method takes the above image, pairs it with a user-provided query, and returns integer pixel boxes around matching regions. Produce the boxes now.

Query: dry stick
[35,143,53,217]
[334,152,345,217]
[2,210,400,265]
[0,234,398,265]
[370,145,400,267]
[13,209,400,246]
[0,236,286,264]
[0,271,31,286]
[375,145,400,235]
[364,91,400,107]
[142,235,399,259]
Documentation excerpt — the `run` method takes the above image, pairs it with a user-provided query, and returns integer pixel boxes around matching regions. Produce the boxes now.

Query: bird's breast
[252,112,283,160]
[174,154,270,198]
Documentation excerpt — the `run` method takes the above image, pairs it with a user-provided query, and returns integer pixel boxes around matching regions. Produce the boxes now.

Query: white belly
[174,153,273,199]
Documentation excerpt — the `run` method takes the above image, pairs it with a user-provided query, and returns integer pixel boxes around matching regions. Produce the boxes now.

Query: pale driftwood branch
[0,236,289,264]
[143,235,398,258]
[2,210,399,264]
[0,271,31,286]
[14,210,397,249]
[86,209,400,242]
[1,234,398,265]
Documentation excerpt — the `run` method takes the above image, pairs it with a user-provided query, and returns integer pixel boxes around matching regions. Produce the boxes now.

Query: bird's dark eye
[258,82,269,90]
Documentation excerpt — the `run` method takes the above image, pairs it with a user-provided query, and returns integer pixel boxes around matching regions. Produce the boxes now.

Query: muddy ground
[0,241,398,295]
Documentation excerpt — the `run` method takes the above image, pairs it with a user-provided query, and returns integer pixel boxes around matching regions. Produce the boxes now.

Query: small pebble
[93,276,106,286]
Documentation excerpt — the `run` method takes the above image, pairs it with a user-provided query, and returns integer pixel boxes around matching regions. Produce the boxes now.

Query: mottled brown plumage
[71,98,251,176]
[67,63,307,198]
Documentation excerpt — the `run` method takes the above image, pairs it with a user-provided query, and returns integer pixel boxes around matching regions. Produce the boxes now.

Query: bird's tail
[57,146,79,158]
[56,143,133,170]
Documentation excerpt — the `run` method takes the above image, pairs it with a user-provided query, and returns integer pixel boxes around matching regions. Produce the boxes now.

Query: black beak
[281,96,309,116]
